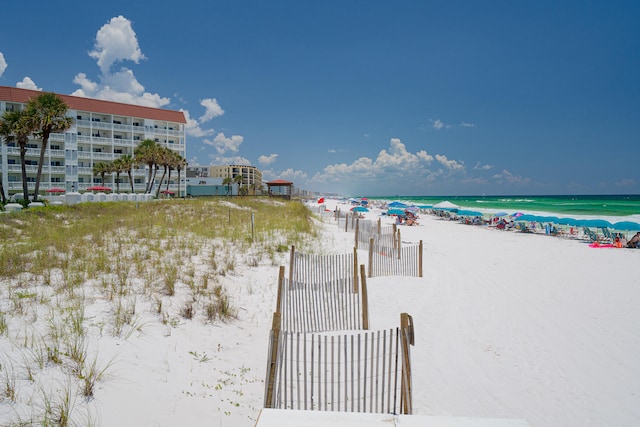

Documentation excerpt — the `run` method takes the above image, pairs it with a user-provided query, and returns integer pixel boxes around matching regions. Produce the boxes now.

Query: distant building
[0,86,187,198]
[187,164,263,195]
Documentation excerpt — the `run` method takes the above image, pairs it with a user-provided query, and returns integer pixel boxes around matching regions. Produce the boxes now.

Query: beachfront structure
[0,86,187,198]
[187,164,263,195]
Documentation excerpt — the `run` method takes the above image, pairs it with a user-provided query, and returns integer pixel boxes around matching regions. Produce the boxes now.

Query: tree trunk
[128,170,134,193]
[20,146,29,201]
[33,133,50,201]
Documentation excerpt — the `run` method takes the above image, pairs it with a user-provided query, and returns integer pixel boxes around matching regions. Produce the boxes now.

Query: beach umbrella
[417,204,433,209]
[46,188,66,193]
[388,201,407,208]
[457,210,483,217]
[537,216,561,224]
[611,221,640,231]
[86,185,112,192]
[494,211,508,217]
[556,217,580,226]
[387,208,405,215]
[513,214,539,222]
[433,201,459,210]
[511,212,525,218]
[351,206,368,212]
[578,219,613,229]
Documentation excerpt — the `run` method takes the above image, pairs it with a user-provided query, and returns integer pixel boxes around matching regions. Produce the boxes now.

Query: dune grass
[0,197,317,425]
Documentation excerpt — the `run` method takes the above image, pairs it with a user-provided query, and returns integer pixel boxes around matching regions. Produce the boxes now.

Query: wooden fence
[368,238,423,278]
[264,312,415,414]
[289,246,358,285]
[276,265,369,333]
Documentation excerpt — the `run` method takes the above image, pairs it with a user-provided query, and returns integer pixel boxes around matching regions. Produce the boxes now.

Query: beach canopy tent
[433,201,459,211]
[351,206,368,212]
[266,180,293,200]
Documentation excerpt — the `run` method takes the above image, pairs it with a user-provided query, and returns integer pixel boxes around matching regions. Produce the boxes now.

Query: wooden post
[360,264,369,329]
[353,247,359,293]
[264,312,281,408]
[418,240,423,278]
[276,266,285,315]
[345,212,349,232]
[355,218,360,249]
[368,238,374,278]
[397,229,402,259]
[289,246,295,283]
[377,217,381,236]
[400,312,414,414]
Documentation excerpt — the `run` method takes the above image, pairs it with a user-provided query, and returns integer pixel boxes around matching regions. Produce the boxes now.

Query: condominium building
[188,164,263,195]
[0,86,187,198]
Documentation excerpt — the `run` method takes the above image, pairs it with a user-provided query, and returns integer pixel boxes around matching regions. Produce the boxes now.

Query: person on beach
[627,232,640,248]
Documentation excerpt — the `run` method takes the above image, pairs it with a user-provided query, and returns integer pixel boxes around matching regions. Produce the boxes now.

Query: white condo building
[0,86,187,198]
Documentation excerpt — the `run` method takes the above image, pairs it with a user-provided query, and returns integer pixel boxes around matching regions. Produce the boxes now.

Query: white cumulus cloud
[89,15,145,75]
[204,132,244,154]
[258,154,278,166]
[71,15,168,108]
[16,77,42,91]
[0,52,7,77]
[198,98,225,123]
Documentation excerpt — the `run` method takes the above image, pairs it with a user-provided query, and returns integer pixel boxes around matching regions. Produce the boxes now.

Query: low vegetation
[0,197,317,425]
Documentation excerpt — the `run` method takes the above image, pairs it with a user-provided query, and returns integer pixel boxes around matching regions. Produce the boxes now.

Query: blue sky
[1,1,638,196]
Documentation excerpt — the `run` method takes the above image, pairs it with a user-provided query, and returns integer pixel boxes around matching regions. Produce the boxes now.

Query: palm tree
[163,150,186,195]
[173,153,187,197]
[25,93,73,201]
[0,109,33,200]
[233,174,243,196]
[117,154,136,193]
[111,157,127,193]
[134,139,159,194]
[93,161,111,186]
[154,147,174,198]
[222,176,232,196]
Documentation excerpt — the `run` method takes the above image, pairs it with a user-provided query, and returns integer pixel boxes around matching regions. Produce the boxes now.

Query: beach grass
[0,197,317,425]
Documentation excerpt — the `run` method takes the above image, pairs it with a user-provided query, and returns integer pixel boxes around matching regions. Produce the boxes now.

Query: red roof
[0,85,186,123]
[267,179,293,185]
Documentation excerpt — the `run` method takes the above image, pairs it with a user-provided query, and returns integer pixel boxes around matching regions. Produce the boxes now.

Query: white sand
[2,198,639,426]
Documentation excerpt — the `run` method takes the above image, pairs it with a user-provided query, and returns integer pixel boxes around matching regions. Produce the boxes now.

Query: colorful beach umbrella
[611,221,640,231]
[578,219,613,228]
[46,187,66,193]
[351,206,368,212]
[457,210,483,217]
[388,201,407,208]
[387,208,405,215]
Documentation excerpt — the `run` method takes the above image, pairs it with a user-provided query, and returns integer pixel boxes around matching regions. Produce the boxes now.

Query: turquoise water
[367,195,640,220]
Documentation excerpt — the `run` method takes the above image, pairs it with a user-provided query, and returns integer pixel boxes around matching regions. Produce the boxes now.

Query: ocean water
[367,195,640,222]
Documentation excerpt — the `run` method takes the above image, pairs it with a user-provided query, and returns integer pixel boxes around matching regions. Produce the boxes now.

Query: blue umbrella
[352,206,369,213]
[513,214,539,222]
[556,217,580,226]
[457,210,483,217]
[387,208,405,215]
[537,216,561,224]
[578,219,613,228]
[417,204,433,209]
[388,201,407,208]
[612,221,640,231]
[494,211,509,217]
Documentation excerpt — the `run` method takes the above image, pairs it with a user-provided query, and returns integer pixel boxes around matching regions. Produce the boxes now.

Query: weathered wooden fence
[289,246,358,285]
[264,312,415,414]
[276,265,369,333]
[368,238,423,278]
[354,218,397,251]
